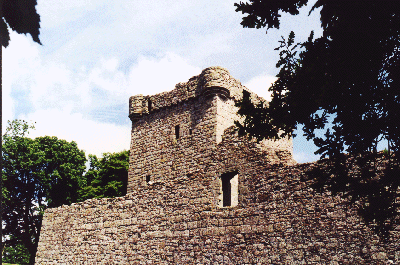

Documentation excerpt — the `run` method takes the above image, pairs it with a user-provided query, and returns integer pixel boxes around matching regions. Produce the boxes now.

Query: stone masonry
[36,67,399,264]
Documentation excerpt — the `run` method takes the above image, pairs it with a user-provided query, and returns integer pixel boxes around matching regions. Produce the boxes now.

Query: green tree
[2,238,30,265]
[235,1,400,238]
[78,150,129,201]
[2,120,86,264]
[2,2,42,262]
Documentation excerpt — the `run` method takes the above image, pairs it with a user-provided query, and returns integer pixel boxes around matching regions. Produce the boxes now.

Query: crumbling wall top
[129,66,266,122]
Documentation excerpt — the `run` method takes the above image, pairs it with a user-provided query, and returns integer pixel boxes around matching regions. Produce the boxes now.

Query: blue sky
[3,0,324,162]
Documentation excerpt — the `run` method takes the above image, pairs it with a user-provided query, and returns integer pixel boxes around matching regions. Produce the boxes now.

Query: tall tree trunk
[1,41,3,265]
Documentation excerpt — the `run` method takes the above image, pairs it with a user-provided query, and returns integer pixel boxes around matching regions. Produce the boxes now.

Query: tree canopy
[2,2,42,262]
[78,150,129,201]
[0,0,41,47]
[235,0,400,238]
[2,120,87,264]
[1,120,130,263]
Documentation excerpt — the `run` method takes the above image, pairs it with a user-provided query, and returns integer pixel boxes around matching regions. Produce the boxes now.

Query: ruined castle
[36,67,399,264]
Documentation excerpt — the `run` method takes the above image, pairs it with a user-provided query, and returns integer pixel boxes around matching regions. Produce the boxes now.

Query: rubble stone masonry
[36,67,399,264]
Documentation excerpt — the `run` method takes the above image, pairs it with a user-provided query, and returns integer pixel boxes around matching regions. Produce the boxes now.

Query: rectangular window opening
[222,175,232,207]
[146,175,151,184]
[175,125,180,139]
[219,171,238,208]
[189,128,193,135]
[148,99,152,112]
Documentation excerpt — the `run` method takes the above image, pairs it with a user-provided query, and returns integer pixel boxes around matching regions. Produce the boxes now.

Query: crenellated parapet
[129,66,265,122]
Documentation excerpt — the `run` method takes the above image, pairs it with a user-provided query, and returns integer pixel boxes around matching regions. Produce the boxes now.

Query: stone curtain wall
[36,67,399,263]
[36,160,400,264]
[36,128,400,264]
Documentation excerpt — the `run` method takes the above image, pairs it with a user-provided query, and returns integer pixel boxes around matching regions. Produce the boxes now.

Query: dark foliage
[2,120,86,264]
[78,150,129,201]
[2,121,129,263]
[1,0,41,47]
[2,2,42,262]
[2,238,30,264]
[235,0,400,238]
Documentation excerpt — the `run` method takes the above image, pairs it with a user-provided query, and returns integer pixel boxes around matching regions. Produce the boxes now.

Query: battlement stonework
[36,67,399,264]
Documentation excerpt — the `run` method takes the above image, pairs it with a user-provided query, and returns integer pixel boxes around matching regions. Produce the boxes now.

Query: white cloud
[21,109,130,157]
[127,53,201,96]
[4,32,201,157]
[26,52,201,112]
[2,45,15,130]
[2,32,41,129]
[244,73,277,101]
[37,0,107,28]
[36,0,262,76]
[4,0,324,163]
[293,151,320,164]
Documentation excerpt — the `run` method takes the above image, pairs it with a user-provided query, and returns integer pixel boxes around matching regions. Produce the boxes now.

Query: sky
[2,0,325,163]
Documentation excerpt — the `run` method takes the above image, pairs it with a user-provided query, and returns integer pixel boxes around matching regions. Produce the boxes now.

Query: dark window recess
[220,171,237,207]
[222,177,231,207]
[221,173,232,207]
[148,99,152,112]
[189,128,193,135]
[175,125,180,139]
[146,175,150,183]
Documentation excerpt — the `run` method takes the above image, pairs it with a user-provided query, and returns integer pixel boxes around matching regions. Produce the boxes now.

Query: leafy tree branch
[235,0,400,238]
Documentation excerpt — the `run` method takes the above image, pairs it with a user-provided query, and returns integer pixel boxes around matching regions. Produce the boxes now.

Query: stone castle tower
[127,66,294,206]
[36,67,399,264]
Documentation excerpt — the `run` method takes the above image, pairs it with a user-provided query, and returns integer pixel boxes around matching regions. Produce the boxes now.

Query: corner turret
[129,95,145,122]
